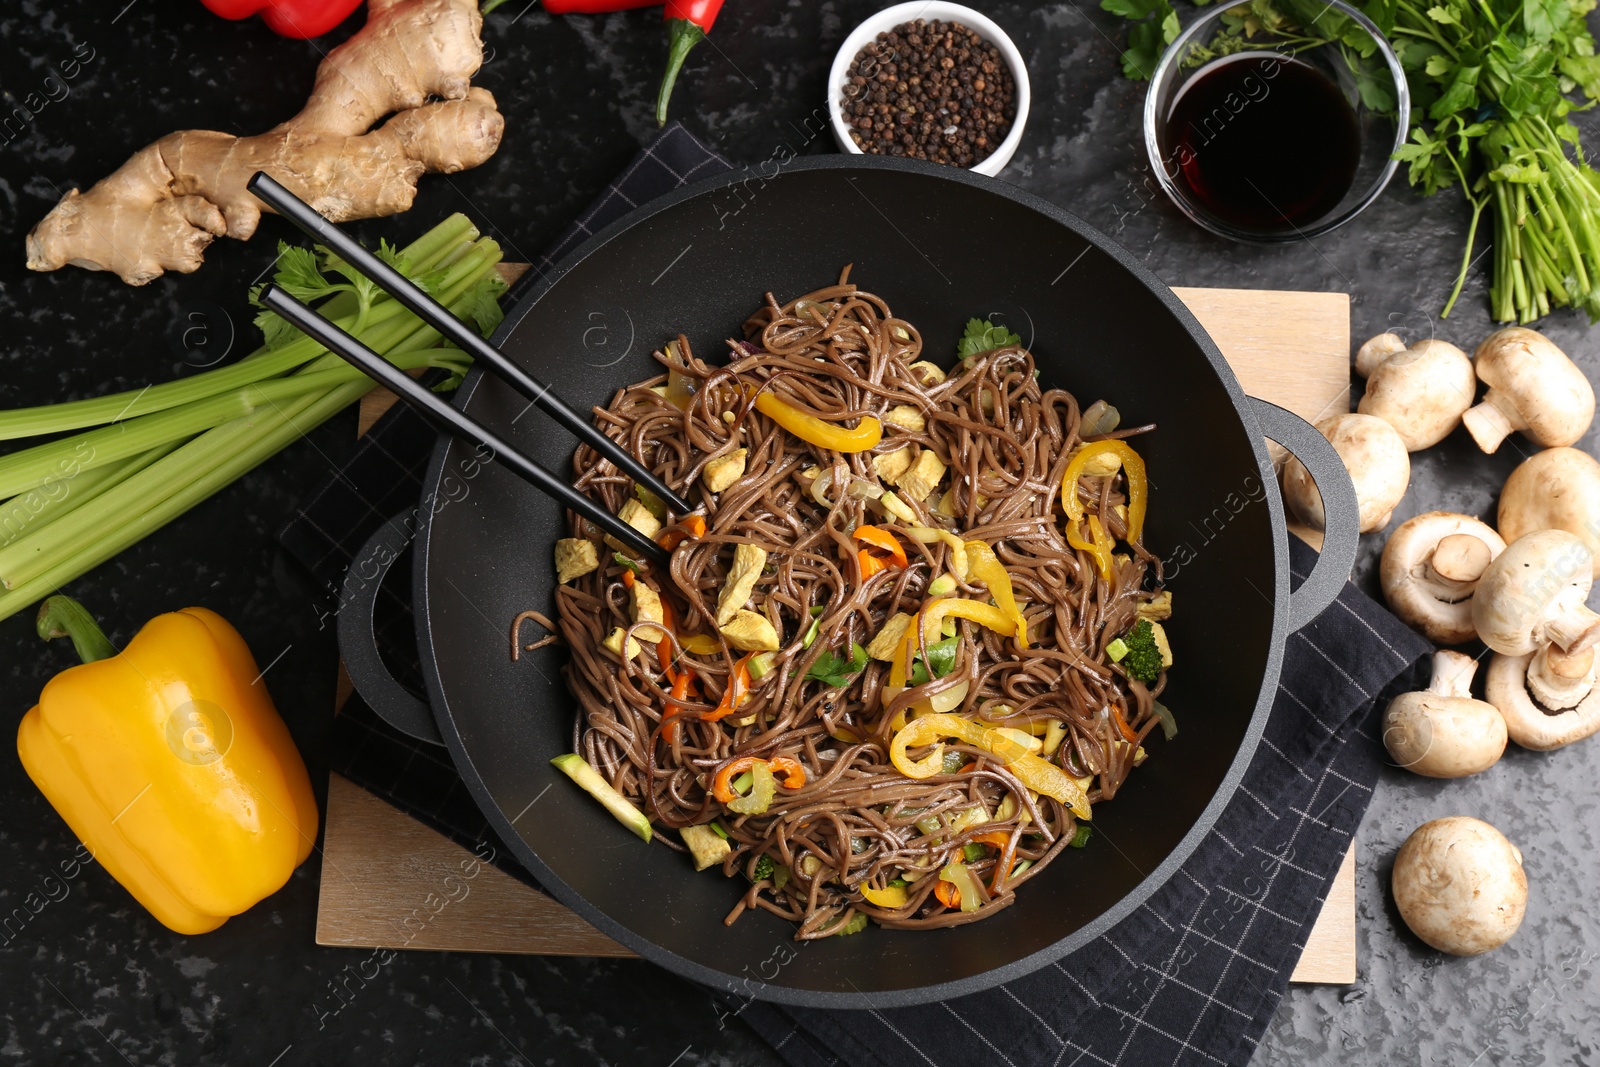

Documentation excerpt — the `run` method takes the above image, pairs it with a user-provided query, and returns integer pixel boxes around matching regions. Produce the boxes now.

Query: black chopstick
[244,170,694,517]
[259,284,670,565]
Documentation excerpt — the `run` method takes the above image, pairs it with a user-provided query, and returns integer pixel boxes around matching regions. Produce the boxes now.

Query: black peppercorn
[842,19,1016,169]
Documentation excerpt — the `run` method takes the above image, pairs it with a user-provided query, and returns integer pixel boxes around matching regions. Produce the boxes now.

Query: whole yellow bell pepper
[17,596,317,935]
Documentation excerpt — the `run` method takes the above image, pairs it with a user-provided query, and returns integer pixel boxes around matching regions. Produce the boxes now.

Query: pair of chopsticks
[247,172,687,565]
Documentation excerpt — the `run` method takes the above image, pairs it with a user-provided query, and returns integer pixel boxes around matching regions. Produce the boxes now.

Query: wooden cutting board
[316,283,1357,985]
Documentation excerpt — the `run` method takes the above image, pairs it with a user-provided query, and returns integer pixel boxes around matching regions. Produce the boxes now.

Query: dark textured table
[1,2,1596,1064]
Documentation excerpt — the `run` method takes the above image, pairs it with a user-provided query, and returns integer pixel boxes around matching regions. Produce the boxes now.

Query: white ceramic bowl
[827,2,1030,177]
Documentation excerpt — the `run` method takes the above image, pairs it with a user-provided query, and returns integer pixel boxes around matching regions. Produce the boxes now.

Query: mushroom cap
[1383,694,1507,778]
[1499,447,1600,578]
[1354,332,1407,378]
[1357,340,1476,451]
[1283,413,1410,533]
[1470,328,1595,449]
[1485,651,1600,750]
[1392,816,1527,956]
[1380,511,1507,644]
[1472,529,1600,655]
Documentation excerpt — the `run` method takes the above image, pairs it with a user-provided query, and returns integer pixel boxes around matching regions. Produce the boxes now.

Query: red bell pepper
[658,0,724,125]
[199,0,363,38]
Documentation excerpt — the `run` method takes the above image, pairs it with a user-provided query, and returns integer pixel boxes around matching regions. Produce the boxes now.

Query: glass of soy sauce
[1142,0,1409,242]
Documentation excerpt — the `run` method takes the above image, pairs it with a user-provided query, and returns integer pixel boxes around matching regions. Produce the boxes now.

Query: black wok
[342,157,1359,1008]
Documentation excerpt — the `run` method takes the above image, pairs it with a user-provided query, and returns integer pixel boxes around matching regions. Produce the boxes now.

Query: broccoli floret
[1118,619,1164,684]
[752,854,775,882]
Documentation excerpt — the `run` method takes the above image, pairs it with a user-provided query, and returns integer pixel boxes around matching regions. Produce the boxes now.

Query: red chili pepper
[657,0,725,125]
[198,0,362,38]
[543,0,658,11]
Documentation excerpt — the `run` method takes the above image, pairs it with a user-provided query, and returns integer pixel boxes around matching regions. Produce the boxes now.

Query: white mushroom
[1392,816,1527,956]
[1498,447,1600,578]
[1382,651,1507,777]
[1471,529,1600,656]
[1485,644,1600,750]
[1353,331,1407,378]
[1283,413,1410,534]
[1380,511,1506,644]
[1462,328,1595,453]
[1356,339,1476,451]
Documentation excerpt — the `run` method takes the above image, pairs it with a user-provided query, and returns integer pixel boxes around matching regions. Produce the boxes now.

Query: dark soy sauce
[1165,52,1360,231]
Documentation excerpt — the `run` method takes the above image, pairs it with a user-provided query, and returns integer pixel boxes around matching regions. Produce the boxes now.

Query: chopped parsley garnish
[805,642,869,687]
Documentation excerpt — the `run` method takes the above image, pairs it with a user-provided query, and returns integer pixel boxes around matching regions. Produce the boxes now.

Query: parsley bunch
[1107,0,1600,323]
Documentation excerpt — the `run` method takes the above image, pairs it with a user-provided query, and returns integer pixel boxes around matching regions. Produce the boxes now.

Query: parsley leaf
[956,318,1024,359]
[805,642,869,687]
[1102,0,1179,80]
[908,636,961,686]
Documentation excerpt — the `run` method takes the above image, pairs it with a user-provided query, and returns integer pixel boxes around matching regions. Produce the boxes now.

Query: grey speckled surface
[0,1,1597,1063]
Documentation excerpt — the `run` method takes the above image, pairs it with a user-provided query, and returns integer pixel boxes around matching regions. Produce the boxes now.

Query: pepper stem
[656,18,704,126]
[36,595,117,663]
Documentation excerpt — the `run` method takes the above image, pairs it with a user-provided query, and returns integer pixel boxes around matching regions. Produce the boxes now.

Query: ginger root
[25,0,503,286]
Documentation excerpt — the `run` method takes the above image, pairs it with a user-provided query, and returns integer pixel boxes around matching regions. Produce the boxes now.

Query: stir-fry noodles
[539,272,1172,938]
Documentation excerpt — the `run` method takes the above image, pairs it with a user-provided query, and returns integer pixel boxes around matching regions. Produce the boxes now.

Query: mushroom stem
[1546,604,1600,654]
[1527,644,1596,711]
[1427,649,1478,698]
[1432,534,1492,583]
[1547,645,1595,680]
[1461,393,1522,454]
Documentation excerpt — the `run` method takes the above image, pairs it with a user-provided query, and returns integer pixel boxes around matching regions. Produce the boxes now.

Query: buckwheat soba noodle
[530,269,1173,939]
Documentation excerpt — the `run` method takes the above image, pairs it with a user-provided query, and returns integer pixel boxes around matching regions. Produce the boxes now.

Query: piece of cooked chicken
[630,580,668,644]
[873,447,914,485]
[885,405,927,433]
[866,612,915,661]
[702,448,748,493]
[899,450,948,504]
[555,538,599,584]
[716,542,768,626]
[719,610,780,651]
[603,626,641,660]
[604,497,663,551]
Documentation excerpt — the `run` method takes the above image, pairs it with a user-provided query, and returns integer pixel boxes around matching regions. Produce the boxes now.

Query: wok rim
[414,155,1290,1009]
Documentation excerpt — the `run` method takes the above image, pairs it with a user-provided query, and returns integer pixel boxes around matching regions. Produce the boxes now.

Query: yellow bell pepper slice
[752,389,882,453]
[904,527,969,580]
[963,540,1028,648]
[1061,439,1148,551]
[860,882,911,908]
[1066,515,1117,582]
[679,633,723,655]
[16,596,317,935]
[889,713,1092,819]
[919,597,1016,647]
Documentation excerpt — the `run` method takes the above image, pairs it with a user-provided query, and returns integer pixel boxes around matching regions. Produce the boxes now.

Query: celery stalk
[0,445,177,549]
[0,349,469,498]
[0,230,502,612]
[0,214,481,441]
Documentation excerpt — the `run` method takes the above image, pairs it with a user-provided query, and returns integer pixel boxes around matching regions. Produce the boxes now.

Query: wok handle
[1250,398,1359,633]
[337,514,444,746]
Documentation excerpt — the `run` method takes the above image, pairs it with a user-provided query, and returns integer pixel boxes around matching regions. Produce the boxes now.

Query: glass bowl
[1142,0,1410,242]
